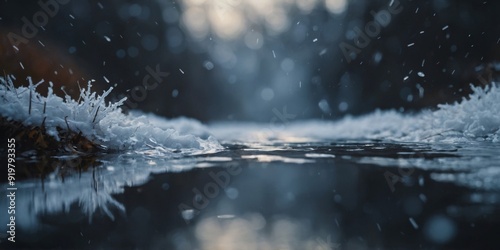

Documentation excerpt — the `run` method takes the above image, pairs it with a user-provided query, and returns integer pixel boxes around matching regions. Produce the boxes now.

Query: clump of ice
[0,76,222,154]
[309,82,500,142]
[211,83,500,144]
[426,84,500,142]
[368,83,500,143]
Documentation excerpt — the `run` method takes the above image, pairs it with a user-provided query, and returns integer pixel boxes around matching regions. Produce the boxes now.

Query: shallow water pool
[1,140,500,249]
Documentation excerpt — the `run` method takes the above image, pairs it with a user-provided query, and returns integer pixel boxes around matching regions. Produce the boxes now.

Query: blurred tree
[1,0,498,121]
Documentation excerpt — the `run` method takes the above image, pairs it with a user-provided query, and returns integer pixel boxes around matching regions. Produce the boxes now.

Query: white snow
[0,76,222,154]
[10,71,487,149]
[210,83,500,144]
[409,217,419,229]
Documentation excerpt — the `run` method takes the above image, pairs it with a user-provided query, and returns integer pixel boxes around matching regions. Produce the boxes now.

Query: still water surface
[1,140,500,249]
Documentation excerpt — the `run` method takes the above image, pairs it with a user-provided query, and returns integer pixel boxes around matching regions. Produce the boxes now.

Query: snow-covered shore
[0,76,222,155]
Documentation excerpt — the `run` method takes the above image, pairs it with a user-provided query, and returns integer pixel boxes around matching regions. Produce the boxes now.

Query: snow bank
[427,84,500,142]
[0,76,222,154]
[2,74,496,154]
[211,83,500,143]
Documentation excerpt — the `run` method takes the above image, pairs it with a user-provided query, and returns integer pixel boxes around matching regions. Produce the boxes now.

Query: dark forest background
[1,0,499,122]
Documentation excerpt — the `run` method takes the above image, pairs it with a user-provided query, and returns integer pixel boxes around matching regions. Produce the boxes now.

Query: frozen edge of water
[0,76,223,155]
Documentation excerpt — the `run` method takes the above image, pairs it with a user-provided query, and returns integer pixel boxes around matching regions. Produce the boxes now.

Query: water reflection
[0,153,197,232]
[192,214,341,250]
[2,141,500,248]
